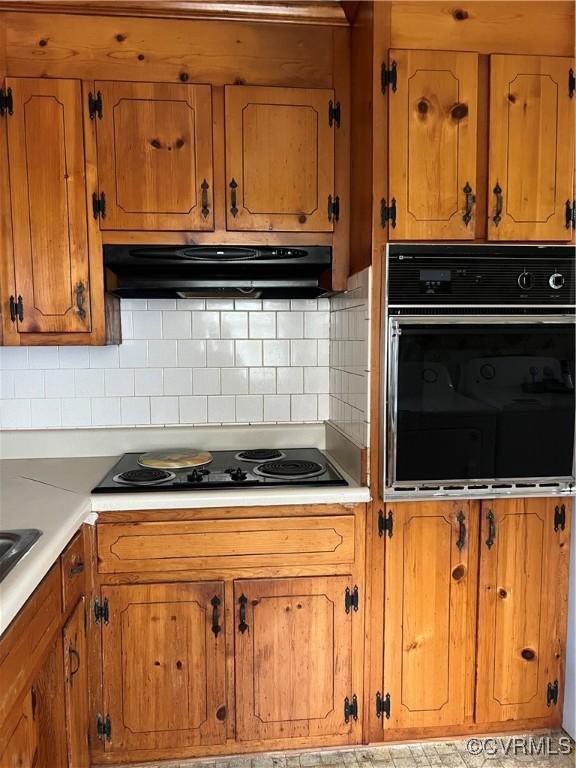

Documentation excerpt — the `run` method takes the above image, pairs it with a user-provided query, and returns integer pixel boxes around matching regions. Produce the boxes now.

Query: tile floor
[111,732,575,768]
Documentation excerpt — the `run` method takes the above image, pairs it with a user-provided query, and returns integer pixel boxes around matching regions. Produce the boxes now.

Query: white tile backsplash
[0,298,335,430]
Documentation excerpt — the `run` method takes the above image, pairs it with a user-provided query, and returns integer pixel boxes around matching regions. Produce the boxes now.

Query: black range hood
[104,245,334,299]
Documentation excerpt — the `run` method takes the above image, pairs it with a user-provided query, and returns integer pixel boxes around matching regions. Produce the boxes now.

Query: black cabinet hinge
[9,295,24,323]
[547,680,559,707]
[92,191,106,219]
[88,90,103,120]
[378,509,393,538]
[344,585,359,614]
[328,194,340,223]
[381,61,397,93]
[97,714,112,741]
[0,87,13,117]
[380,198,397,229]
[344,694,358,723]
[554,504,566,532]
[565,200,576,229]
[328,99,341,128]
[569,68,575,98]
[94,597,109,624]
[376,691,391,719]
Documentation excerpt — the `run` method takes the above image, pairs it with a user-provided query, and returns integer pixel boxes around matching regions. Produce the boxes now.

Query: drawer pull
[238,594,248,634]
[68,646,81,679]
[456,511,466,550]
[69,561,85,577]
[211,595,221,637]
[485,509,496,549]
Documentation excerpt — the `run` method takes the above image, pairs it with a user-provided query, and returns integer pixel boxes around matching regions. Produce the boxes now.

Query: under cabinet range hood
[104,245,334,299]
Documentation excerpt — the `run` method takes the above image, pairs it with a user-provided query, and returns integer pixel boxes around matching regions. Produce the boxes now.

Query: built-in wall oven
[384,244,576,494]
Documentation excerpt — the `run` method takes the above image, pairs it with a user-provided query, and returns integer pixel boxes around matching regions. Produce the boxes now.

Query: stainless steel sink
[0,529,42,582]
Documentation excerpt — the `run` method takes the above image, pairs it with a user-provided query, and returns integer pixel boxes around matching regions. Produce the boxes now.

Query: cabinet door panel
[0,693,37,768]
[95,81,214,231]
[388,50,478,240]
[101,582,226,753]
[476,498,571,722]
[225,86,335,232]
[488,55,575,240]
[235,576,352,741]
[6,78,91,333]
[383,502,477,730]
[63,598,89,768]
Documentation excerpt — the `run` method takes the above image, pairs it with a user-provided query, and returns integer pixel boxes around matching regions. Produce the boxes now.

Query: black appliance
[104,244,333,299]
[92,448,348,493]
[385,244,576,492]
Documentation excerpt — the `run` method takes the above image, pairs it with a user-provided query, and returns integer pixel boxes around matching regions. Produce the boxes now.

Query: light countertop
[0,454,370,635]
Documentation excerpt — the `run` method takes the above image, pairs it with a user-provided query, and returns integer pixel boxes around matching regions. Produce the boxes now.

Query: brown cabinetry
[387,50,479,241]
[488,55,575,241]
[382,501,478,731]
[63,598,90,768]
[0,693,37,768]
[99,581,226,754]
[94,81,214,231]
[235,576,354,742]
[225,86,337,232]
[383,51,575,242]
[476,497,571,723]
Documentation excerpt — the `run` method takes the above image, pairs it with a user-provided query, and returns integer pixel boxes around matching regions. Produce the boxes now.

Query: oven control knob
[227,467,247,481]
[517,271,535,291]
[549,272,565,290]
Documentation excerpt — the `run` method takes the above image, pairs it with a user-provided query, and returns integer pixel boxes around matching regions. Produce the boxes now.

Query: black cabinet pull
[462,182,475,226]
[9,295,16,323]
[456,511,466,550]
[201,179,210,219]
[229,178,238,217]
[485,509,496,549]
[68,646,81,679]
[75,281,86,320]
[211,595,221,637]
[238,594,248,634]
[492,182,503,226]
[69,560,84,577]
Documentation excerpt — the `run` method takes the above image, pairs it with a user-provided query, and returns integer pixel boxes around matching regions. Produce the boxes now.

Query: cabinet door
[383,502,478,730]
[32,635,68,767]
[63,598,89,768]
[6,78,92,334]
[476,498,571,723]
[95,81,214,230]
[235,576,353,741]
[225,86,335,232]
[101,582,226,753]
[0,693,37,768]
[488,55,575,241]
[388,50,478,240]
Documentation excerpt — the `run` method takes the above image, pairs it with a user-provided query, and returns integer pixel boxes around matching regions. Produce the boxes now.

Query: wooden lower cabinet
[32,634,69,767]
[100,581,227,754]
[235,576,354,742]
[476,498,571,724]
[63,598,90,768]
[0,692,37,768]
[382,501,478,732]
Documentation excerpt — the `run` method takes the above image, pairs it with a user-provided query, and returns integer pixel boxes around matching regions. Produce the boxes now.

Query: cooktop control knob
[549,272,565,290]
[227,467,247,481]
[187,468,208,483]
[517,270,535,291]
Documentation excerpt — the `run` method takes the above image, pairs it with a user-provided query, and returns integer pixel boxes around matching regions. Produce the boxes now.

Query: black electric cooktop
[91,448,348,493]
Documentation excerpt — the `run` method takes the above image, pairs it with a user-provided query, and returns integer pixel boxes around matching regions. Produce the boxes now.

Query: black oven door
[387,317,576,487]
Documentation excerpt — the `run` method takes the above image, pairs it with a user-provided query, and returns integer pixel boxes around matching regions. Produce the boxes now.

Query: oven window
[392,323,575,483]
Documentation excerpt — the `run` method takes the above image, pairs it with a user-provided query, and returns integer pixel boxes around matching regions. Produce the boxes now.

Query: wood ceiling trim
[0,1,350,26]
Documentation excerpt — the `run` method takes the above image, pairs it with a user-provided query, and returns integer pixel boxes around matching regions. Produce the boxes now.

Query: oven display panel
[419,269,452,294]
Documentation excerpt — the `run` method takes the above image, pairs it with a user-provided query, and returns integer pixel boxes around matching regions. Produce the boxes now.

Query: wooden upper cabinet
[476,498,571,723]
[101,582,226,753]
[225,86,336,232]
[235,576,353,741]
[94,81,214,231]
[383,502,478,730]
[6,78,92,334]
[488,55,575,241]
[388,50,479,240]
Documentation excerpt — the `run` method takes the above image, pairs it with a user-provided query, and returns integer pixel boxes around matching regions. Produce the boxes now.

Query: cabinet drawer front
[97,516,355,573]
[61,530,86,615]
